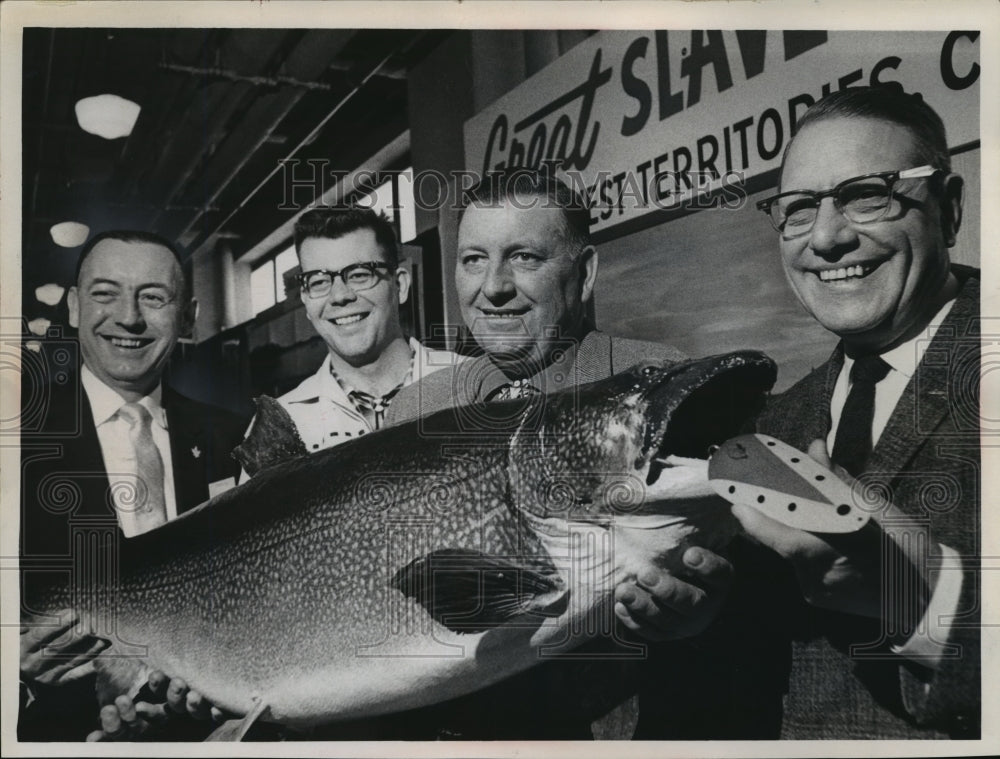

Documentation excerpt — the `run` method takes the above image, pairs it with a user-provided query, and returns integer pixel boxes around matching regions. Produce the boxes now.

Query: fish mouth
[640,351,777,486]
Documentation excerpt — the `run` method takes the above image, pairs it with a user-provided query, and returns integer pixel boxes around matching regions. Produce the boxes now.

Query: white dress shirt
[80,365,178,537]
[826,297,960,668]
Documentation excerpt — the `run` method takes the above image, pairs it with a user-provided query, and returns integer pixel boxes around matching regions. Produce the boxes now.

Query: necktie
[831,355,892,476]
[491,379,540,401]
[118,402,167,533]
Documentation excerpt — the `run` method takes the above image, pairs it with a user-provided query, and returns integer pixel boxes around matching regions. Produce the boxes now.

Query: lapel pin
[191,446,201,459]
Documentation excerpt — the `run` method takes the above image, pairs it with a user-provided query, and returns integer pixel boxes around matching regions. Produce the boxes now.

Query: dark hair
[75,230,188,297]
[786,86,951,177]
[293,207,400,267]
[461,169,593,252]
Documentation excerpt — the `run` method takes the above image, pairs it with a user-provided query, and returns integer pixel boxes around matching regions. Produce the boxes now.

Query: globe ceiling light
[35,284,65,306]
[50,221,90,248]
[74,94,141,140]
[28,317,52,336]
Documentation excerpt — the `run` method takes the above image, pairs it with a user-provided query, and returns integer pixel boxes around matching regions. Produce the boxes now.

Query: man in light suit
[19,230,246,740]
[743,86,981,739]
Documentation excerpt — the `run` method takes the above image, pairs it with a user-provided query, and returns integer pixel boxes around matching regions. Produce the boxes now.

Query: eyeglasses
[756,165,941,238]
[299,262,393,298]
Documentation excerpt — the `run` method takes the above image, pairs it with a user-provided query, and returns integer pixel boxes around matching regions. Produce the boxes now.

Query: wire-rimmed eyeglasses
[299,261,393,298]
[756,165,941,239]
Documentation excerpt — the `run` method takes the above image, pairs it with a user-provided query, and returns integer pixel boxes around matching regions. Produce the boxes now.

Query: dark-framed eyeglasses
[299,262,394,298]
[756,165,941,239]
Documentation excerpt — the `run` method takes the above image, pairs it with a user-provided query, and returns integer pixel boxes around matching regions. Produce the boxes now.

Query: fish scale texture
[27,352,777,726]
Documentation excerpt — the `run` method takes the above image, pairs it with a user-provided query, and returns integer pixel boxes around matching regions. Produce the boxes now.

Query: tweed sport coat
[386,329,687,425]
[754,268,981,739]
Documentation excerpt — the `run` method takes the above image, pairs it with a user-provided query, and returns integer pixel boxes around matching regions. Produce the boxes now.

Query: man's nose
[807,198,857,256]
[481,259,516,301]
[114,296,146,330]
[324,276,358,305]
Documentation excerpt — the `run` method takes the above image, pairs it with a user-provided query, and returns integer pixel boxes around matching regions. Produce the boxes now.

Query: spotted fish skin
[25,351,776,728]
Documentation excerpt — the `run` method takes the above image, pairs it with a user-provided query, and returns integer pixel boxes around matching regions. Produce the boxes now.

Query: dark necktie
[831,355,892,476]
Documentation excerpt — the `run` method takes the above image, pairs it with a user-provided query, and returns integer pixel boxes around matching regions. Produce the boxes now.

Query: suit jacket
[754,268,981,739]
[18,363,247,741]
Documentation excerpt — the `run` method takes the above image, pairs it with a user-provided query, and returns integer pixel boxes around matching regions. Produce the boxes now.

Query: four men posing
[19,85,981,740]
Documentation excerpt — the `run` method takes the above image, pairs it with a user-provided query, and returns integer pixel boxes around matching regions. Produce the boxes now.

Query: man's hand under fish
[87,670,226,742]
[731,439,936,624]
[627,441,938,633]
[613,455,734,642]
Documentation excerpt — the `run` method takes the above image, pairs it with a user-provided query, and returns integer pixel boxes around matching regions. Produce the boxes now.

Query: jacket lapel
[807,347,844,444]
[163,388,210,513]
[867,276,979,477]
[61,388,117,519]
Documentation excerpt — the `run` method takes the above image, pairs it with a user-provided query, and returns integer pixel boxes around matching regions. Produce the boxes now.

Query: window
[250,258,276,315]
[356,168,416,244]
[251,243,299,316]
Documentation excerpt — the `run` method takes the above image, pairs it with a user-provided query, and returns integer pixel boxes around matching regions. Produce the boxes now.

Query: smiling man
[742,87,979,738]
[19,230,246,740]
[236,207,460,469]
[379,171,762,740]
[388,170,690,413]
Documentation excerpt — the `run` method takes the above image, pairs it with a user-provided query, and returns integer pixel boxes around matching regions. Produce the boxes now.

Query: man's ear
[395,267,411,306]
[181,298,199,338]
[67,287,80,328]
[578,246,598,304]
[940,173,964,247]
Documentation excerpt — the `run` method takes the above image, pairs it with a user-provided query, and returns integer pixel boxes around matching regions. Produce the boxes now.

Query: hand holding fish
[86,670,226,741]
[20,610,108,688]
[613,546,733,641]
[731,439,936,625]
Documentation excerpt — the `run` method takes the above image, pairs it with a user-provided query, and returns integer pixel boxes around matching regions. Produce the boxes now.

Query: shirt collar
[80,364,166,428]
[328,350,415,403]
[469,330,597,401]
[843,296,958,380]
[285,340,422,406]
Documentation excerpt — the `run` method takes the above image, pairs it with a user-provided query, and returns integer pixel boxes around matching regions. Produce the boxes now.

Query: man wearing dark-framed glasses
[234,207,461,476]
[740,87,979,738]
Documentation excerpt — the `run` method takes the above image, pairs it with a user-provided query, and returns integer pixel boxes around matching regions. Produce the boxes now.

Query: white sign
[464,30,981,239]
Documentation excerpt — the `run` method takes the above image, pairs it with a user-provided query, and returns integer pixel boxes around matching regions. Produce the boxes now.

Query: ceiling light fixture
[35,284,65,306]
[50,221,90,248]
[74,94,141,139]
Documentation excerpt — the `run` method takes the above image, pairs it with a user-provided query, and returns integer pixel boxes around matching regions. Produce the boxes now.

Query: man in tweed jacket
[743,87,980,738]
[384,170,747,738]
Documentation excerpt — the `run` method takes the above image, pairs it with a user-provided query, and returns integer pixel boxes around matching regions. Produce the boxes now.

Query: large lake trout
[23,351,776,731]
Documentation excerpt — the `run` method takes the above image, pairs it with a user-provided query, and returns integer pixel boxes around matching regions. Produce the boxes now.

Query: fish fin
[392,549,566,634]
[232,395,307,476]
[93,651,148,706]
[205,697,268,742]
